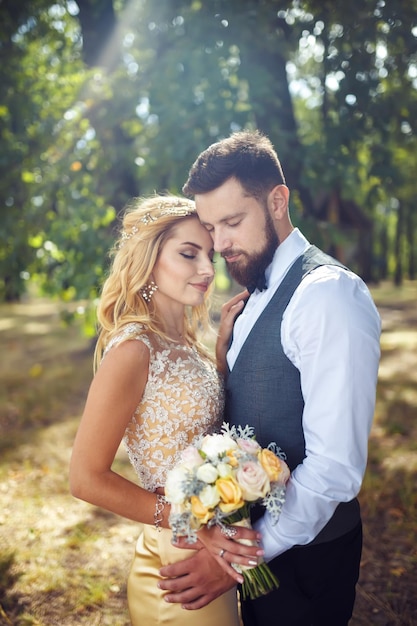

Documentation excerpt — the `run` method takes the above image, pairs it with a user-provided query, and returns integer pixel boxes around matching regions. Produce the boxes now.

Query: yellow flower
[226,449,240,467]
[190,495,213,524]
[259,449,290,484]
[216,477,244,513]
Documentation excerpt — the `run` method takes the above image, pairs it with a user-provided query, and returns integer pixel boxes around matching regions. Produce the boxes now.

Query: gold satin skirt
[127,523,240,626]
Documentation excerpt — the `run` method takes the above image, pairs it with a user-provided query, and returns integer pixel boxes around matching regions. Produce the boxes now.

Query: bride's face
[152,217,215,308]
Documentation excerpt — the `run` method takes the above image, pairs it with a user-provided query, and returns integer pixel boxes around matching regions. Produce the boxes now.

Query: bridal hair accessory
[140,280,158,302]
[140,201,195,224]
[120,225,139,246]
[120,199,195,246]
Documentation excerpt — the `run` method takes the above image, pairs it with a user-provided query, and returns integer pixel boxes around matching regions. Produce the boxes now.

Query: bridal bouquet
[165,423,290,600]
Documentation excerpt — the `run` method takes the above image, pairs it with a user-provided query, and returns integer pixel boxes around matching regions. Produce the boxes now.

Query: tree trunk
[394,202,404,286]
[359,229,374,283]
[406,203,415,280]
[228,11,316,216]
[379,223,389,281]
[75,0,118,69]
[73,0,139,212]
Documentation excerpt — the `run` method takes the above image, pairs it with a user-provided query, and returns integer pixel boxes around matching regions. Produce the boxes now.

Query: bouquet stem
[223,505,280,600]
[240,561,280,601]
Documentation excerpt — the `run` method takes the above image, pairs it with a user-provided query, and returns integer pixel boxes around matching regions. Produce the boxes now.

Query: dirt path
[1,291,416,625]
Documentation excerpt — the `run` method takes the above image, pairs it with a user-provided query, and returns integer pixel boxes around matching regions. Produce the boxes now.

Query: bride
[69,194,260,625]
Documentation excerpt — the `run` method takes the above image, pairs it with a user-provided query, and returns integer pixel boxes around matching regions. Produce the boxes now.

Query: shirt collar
[266,228,310,289]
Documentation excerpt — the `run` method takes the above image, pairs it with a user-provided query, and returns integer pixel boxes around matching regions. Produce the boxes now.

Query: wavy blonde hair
[94,194,214,370]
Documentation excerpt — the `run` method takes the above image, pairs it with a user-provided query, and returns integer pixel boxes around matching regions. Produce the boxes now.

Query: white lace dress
[104,323,240,626]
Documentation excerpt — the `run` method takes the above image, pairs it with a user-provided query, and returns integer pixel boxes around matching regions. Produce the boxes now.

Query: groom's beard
[223,211,278,288]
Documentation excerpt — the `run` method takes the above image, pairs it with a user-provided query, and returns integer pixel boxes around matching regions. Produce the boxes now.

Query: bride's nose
[198,256,215,278]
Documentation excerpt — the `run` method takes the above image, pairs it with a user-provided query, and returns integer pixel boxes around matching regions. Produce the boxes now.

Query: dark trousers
[240,522,362,626]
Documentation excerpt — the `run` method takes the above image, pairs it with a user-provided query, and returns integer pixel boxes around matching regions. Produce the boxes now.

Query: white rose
[170,502,186,515]
[217,462,234,478]
[196,463,219,484]
[200,434,238,459]
[199,484,221,509]
[165,466,189,504]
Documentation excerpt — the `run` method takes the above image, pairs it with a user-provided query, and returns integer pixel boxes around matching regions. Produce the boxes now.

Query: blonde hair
[94,194,214,370]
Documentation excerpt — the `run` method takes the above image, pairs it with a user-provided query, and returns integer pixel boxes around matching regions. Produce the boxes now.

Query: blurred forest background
[1,0,417,312]
[1,0,417,624]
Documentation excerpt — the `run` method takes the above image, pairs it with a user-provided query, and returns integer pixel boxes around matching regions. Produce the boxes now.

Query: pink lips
[191,282,210,292]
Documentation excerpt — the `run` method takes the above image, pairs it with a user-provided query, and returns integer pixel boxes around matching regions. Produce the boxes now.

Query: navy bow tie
[247,273,267,294]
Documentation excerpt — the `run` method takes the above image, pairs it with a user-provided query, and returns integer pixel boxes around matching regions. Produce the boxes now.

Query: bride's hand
[216,290,249,375]
[195,523,264,583]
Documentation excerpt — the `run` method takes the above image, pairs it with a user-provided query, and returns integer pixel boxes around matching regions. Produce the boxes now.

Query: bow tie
[247,272,267,294]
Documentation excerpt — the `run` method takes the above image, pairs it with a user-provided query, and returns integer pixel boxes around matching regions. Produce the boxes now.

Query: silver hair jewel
[139,200,195,224]
[120,225,139,246]
[140,280,158,302]
[156,206,195,218]
[139,212,158,225]
[119,200,195,247]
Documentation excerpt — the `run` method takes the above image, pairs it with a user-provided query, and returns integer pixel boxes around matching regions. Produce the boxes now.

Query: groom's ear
[268,185,289,221]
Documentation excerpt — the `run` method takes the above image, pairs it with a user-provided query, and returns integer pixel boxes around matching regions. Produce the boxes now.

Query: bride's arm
[69,340,167,526]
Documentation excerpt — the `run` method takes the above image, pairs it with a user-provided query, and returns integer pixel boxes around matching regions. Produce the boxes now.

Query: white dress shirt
[227,228,381,561]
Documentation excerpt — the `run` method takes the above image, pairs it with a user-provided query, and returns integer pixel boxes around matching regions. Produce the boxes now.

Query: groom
[159,130,381,625]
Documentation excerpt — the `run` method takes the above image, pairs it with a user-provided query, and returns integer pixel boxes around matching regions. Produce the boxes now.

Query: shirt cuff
[253,513,287,562]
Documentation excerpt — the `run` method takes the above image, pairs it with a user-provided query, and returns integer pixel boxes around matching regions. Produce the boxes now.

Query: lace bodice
[104,323,224,492]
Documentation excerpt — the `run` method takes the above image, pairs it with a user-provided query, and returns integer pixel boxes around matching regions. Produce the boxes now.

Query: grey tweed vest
[225,245,360,545]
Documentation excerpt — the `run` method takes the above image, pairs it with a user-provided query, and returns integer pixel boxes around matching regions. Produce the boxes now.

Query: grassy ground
[0,282,416,625]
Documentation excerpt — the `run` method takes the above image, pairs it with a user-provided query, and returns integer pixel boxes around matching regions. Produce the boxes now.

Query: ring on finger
[220,525,237,539]
[219,548,226,558]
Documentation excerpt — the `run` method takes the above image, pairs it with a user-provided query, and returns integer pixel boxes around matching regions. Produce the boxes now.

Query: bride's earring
[140,280,158,302]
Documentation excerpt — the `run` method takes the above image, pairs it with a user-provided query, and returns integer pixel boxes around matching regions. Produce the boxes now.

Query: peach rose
[259,449,290,484]
[226,449,240,467]
[191,495,214,524]
[216,477,244,513]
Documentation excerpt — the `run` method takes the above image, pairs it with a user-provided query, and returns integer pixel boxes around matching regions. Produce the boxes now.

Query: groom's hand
[158,547,236,609]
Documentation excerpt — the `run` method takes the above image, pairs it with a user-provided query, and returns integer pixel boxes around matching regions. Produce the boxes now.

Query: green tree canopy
[1,0,416,303]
